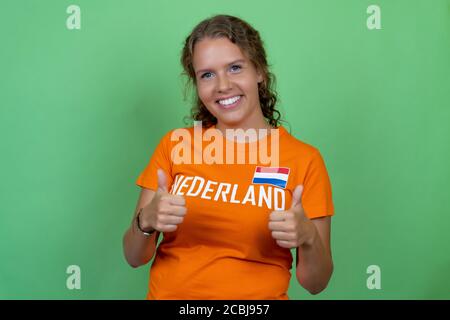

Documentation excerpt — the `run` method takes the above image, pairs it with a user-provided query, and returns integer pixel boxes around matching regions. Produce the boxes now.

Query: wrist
[136,208,155,236]
[301,220,318,247]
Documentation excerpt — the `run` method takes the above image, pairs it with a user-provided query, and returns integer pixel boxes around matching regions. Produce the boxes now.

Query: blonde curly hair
[180,14,283,129]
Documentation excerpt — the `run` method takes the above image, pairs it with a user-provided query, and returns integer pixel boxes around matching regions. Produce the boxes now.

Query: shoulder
[159,126,195,141]
[280,126,321,157]
[158,126,205,150]
[163,125,218,141]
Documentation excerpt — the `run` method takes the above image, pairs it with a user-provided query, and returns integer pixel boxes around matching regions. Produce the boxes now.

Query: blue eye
[230,65,242,72]
[201,72,213,79]
[200,65,241,79]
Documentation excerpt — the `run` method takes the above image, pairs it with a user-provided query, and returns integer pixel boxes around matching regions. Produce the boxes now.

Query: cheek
[239,79,259,98]
[197,83,214,103]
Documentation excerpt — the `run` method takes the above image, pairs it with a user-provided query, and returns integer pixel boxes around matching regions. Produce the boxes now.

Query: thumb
[157,169,168,192]
[290,185,303,209]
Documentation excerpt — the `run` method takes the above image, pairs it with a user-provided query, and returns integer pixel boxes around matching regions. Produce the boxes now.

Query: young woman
[123,14,335,300]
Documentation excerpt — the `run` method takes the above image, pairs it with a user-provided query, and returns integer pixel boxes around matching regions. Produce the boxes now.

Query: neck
[215,121,273,134]
[215,121,275,143]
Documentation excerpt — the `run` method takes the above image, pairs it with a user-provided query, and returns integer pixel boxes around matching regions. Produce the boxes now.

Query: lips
[216,95,243,110]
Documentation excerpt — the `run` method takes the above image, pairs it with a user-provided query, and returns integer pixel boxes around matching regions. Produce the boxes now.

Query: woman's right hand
[139,169,186,233]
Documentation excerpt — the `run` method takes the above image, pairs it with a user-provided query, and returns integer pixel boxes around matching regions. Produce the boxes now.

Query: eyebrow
[195,59,246,75]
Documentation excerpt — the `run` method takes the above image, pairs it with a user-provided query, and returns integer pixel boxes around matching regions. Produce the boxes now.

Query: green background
[1,0,449,299]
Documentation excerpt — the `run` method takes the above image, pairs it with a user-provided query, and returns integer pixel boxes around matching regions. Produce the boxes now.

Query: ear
[253,62,264,85]
[257,71,263,84]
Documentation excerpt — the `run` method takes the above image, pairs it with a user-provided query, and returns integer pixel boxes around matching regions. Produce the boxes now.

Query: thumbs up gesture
[139,169,187,233]
[268,185,316,249]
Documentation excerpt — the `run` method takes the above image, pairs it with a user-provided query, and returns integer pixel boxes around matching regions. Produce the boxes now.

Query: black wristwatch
[136,208,155,236]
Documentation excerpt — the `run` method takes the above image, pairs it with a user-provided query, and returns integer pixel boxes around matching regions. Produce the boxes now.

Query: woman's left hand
[268,185,317,249]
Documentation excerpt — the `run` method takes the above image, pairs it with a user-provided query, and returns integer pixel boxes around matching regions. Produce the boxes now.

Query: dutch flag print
[252,166,290,189]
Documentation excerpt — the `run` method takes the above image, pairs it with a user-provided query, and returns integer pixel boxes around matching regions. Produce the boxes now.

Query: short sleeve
[135,130,174,191]
[302,149,335,219]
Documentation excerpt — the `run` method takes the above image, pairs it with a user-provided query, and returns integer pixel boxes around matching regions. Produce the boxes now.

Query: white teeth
[218,95,241,106]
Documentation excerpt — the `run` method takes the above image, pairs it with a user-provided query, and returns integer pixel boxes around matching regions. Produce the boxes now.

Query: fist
[140,169,187,233]
[268,185,315,248]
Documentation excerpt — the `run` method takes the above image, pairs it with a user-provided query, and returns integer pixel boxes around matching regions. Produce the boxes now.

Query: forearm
[122,215,158,268]
[296,222,333,295]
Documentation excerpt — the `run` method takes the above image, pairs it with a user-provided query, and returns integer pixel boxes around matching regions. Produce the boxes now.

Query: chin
[217,116,247,127]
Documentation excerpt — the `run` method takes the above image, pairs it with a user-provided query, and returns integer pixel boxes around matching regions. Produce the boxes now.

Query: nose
[217,73,232,92]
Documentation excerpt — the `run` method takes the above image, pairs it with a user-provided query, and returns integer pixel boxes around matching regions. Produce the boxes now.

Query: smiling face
[192,37,269,132]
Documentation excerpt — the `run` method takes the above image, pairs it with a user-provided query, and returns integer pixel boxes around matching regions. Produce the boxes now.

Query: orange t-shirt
[135,125,334,300]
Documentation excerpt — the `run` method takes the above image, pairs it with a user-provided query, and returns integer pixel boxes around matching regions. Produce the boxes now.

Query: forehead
[192,37,248,70]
